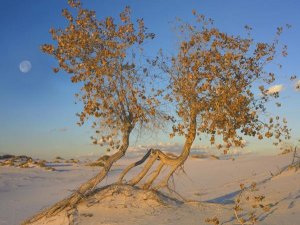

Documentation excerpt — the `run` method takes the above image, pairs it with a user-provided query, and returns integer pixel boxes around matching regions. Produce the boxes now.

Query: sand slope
[0,153,299,225]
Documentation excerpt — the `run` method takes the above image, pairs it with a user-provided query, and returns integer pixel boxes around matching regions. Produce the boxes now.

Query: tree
[118,12,291,190]
[25,5,293,224]
[24,0,161,223]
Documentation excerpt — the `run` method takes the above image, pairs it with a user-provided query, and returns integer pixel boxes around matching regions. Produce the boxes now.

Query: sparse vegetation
[233,182,271,225]
[290,147,300,171]
[65,158,80,164]
[0,155,55,171]
[205,216,220,225]
[278,140,300,172]
[55,156,64,160]
[205,182,273,225]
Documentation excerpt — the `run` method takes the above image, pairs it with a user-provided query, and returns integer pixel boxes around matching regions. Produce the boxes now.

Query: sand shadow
[53,169,70,172]
[206,190,240,204]
[45,163,73,167]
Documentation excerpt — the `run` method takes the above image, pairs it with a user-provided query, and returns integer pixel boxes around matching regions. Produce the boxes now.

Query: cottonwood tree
[25,4,294,224]
[24,0,161,223]
[119,12,291,190]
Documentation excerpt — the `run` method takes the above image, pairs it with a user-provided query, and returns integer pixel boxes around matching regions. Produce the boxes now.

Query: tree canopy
[164,12,291,152]
[42,0,160,152]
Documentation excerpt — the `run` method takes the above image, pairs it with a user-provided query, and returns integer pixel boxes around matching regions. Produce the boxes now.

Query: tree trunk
[154,109,197,188]
[23,126,132,225]
[120,110,198,190]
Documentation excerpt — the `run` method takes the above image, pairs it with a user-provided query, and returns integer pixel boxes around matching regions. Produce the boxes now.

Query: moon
[19,60,32,73]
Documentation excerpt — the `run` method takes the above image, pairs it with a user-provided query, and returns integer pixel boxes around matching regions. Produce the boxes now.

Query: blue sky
[0,0,299,158]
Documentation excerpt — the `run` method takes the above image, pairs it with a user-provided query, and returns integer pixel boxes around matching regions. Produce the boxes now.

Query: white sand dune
[0,164,99,225]
[0,153,299,225]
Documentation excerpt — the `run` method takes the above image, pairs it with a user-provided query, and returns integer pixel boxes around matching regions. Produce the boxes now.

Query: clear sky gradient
[0,0,299,158]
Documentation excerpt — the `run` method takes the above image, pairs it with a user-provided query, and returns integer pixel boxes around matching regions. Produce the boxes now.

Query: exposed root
[118,149,153,183]
[165,184,187,202]
[155,161,186,189]
[123,112,196,190]
[142,161,164,189]
[119,147,190,190]
[128,151,160,186]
